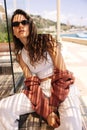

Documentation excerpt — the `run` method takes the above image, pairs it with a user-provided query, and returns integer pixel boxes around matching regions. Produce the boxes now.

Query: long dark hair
[11,9,56,65]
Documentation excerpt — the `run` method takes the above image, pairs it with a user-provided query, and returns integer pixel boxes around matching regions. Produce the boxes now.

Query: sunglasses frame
[12,20,29,27]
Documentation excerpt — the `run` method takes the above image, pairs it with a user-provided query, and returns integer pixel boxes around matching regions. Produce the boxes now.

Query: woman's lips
[19,30,25,33]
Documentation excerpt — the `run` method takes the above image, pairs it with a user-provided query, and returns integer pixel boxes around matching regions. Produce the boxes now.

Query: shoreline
[61,37,87,45]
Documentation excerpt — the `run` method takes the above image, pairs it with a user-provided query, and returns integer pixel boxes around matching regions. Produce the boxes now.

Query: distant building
[0,4,5,20]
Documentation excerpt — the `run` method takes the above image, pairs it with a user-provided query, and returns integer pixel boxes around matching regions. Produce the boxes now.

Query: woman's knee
[55,116,82,130]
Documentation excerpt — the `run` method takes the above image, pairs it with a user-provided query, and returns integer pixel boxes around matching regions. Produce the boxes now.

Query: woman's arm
[49,41,66,71]
[47,34,66,71]
[16,53,32,78]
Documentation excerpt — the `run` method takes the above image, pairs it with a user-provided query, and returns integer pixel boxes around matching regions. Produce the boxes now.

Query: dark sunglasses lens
[12,20,29,27]
[12,22,19,27]
[21,20,29,25]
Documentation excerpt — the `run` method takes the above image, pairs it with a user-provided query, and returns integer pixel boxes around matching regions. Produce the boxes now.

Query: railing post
[4,0,16,93]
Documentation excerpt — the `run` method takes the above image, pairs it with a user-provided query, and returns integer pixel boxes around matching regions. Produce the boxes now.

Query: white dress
[0,48,82,130]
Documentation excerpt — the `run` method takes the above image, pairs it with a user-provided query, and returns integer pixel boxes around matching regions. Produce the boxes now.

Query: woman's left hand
[47,112,60,128]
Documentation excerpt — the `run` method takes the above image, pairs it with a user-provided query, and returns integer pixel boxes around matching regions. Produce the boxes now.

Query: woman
[0,9,82,130]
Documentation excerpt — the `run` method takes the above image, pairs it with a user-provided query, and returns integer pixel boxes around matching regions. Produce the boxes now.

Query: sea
[61,31,87,39]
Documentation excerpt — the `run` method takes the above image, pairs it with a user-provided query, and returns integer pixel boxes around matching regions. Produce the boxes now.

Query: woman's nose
[19,22,23,27]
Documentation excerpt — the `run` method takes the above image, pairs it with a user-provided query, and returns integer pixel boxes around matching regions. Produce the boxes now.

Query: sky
[0,0,87,26]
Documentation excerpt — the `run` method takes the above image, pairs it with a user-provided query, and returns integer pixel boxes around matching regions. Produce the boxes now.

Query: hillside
[30,14,57,29]
[30,14,77,33]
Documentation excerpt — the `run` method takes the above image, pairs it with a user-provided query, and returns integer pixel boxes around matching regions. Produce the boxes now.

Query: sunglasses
[12,20,29,27]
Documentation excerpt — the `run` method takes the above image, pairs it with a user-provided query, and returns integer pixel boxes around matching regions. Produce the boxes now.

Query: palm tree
[57,0,61,42]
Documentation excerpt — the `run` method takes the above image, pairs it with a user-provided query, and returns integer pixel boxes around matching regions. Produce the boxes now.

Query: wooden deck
[0,73,23,99]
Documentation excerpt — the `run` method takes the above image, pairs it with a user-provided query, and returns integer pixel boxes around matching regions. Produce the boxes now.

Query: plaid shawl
[50,68,75,106]
[22,68,75,128]
[22,76,55,120]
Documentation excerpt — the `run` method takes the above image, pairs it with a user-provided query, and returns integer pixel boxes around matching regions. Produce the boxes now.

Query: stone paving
[61,41,87,129]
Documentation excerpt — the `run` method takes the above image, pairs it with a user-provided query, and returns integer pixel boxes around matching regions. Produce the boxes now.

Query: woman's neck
[20,38,28,50]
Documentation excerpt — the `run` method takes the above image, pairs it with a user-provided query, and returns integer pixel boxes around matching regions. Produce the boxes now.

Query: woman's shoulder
[16,48,27,62]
